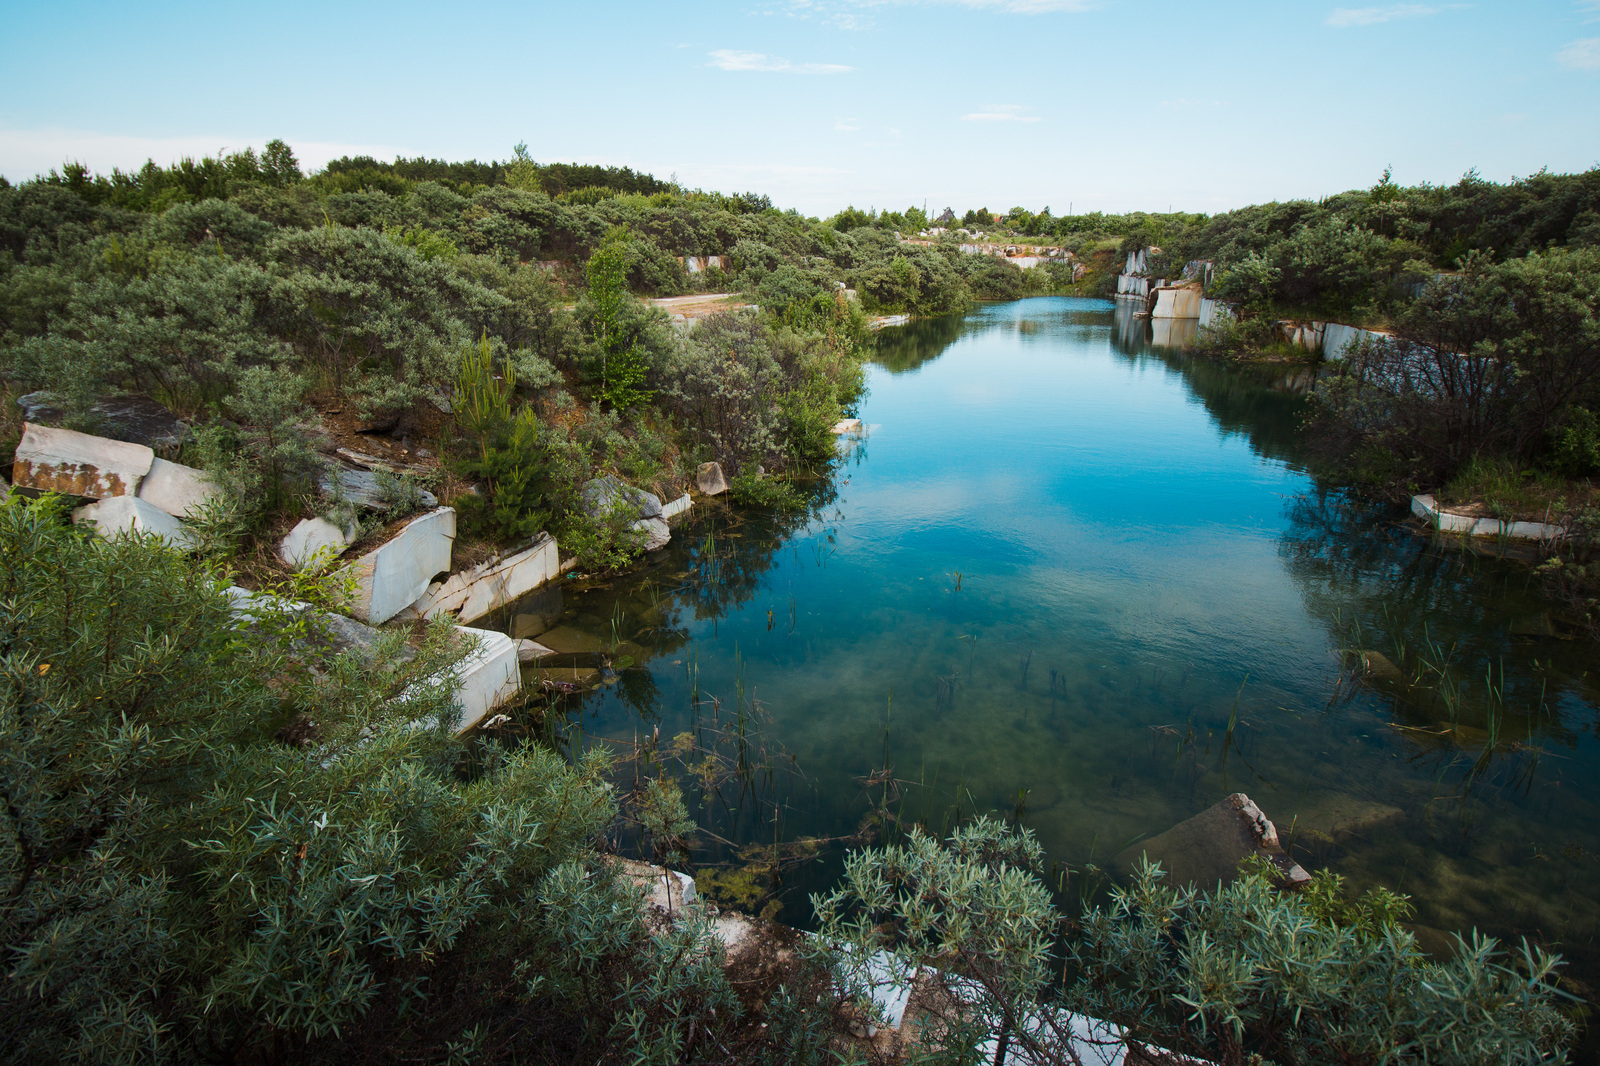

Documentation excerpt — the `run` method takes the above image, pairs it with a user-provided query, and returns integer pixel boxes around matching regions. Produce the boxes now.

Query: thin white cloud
[1325,4,1460,27]
[708,49,853,73]
[962,105,1041,123]
[1557,36,1600,69]
[783,0,1095,25]
[1580,0,1600,19]
[0,127,404,181]
[835,118,861,132]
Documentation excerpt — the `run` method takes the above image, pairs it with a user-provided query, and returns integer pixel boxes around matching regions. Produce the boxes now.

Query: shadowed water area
[493,296,1600,986]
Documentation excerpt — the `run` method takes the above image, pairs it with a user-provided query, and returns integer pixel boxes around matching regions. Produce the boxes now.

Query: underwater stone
[1116,793,1310,890]
[517,639,555,662]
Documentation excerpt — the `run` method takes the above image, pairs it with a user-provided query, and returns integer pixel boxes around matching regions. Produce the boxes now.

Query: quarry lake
[496,296,1600,975]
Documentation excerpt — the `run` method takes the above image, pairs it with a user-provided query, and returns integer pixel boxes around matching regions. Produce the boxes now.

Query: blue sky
[1,0,1597,216]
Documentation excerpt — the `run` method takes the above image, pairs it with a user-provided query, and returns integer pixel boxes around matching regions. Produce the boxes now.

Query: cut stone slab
[341,507,456,625]
[661,493,691,520]
[696,461,729,496]
[72,494,197,551]
[136,457,218,518]
[279,516,356,570]
[1411,494,1564,542]
[830,418,863,434]
[447,626,521,733]
[633,516,671,552]
[517,639,555,663]
[620,859,699,918]
[581,475,663,520]
[1116,793,1310,890]
[1279,792,1404,846]
[322,466,438,512]
[409,533,559,624]
[13,423,154,498]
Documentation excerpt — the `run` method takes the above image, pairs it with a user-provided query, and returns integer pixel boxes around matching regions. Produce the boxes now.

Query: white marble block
[410,533,559,624]
[13,423,154,498]
[72,494,197,551]
[137,457,219,518]
[341,508,456,624]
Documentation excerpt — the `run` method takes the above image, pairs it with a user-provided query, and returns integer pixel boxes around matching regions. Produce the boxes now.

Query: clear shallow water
[498,297,1600,982]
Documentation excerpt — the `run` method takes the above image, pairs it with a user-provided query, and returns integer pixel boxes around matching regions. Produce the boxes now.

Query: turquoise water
[498,297,1600,982]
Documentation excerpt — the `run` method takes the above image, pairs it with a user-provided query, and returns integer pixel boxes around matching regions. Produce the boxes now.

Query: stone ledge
[1411,494,1565,541]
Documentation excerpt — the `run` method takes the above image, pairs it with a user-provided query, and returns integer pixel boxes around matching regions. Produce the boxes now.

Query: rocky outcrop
[341,508,456,625]
[696,462,729,496]
[72,495,198,551]
[408,533,560,624]
[322,467,438,512]
[13,423,154,498]
[582,476,671,552]
[17,393,190,454]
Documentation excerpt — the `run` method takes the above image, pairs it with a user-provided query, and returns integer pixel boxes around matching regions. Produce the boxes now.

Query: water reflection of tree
[674,478,842,623]
[870,314,970,374]
[1277,487,1580,748]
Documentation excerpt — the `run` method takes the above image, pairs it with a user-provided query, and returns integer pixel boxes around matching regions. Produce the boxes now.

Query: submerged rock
[517,639,556,663]
[1116,793,1310,889]
[1279,792,1404,846]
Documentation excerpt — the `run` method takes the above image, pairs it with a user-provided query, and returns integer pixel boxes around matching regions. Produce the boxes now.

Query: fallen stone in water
[279,516,356,570]
[661,493,692,520]
[696,461,729,496]
[13,423,154,498]
[409,533,559,624]
[1348,648,1406,685]
[72,495,197,552]
[1279,792,1404,845]
[136,457,218,519]
[340,507,456,625]
[1116,793,1310,889]
[830,418,862,434]
[517,639,556,662]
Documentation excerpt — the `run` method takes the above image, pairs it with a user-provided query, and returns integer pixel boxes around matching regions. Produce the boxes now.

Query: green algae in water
[496,297,1600,994]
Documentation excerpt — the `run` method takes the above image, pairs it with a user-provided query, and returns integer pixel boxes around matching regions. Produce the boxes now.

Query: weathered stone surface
[322,467,438,512]
[581,475,663,520]
[89,395,191,452]
[1116,793,1310,890]
[661,493,692,520]
[279,516,356,570]
[1151,284,1202,320]
[13,423,154,498]
[318,611,416,664]
[447,626,521,733]
[696,461,729,496]
[410,533,559,624]
[72,494,197,551]
[1411,494,1565,541]
[517,639,556,662]
[16,394,190,453]
[632,516,671,552]
[341,507,456,625]
[830,418,862,434]
[136,457,218,518]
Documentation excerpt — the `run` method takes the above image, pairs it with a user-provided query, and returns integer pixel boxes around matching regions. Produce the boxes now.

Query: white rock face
[1151,285,1202,319]
[661,493,691,520]
[13,423,154,498]
[411,533,559,624]
[136,457,218,518]
[342,508,456,625]
[447,626,521,733]
[830,418,862,435]
[279,516,356,570]
[72,495,197,551]
[696,461,729,496]
[1411,494,1565,541]
[633,516,671,551]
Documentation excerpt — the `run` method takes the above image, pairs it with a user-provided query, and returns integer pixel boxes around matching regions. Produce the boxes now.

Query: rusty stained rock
[12,423,154,499]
